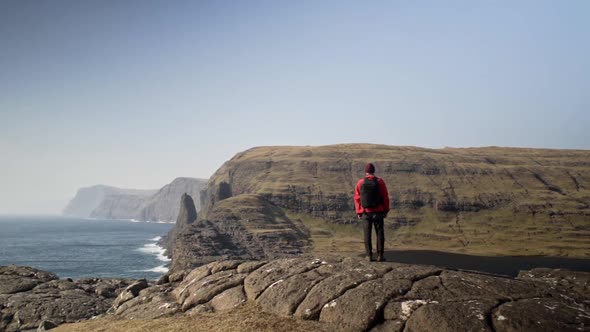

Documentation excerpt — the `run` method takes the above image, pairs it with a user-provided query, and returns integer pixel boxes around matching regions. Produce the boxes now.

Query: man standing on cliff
[354,163,390,262]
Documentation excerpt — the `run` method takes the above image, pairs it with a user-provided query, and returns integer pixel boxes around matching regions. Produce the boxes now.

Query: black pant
[363,213,385,257]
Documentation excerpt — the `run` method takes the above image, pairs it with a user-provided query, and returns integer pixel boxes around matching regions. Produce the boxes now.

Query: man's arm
[354,180,363,218]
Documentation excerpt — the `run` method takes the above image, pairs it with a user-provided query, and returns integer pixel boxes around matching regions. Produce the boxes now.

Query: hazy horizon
[1,1,589,214]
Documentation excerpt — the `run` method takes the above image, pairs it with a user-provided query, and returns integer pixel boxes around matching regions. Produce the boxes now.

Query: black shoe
[366,254,375,262]
[376,255,386,262]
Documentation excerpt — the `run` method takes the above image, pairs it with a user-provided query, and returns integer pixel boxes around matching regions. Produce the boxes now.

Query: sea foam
[143,265,169,273]
[136,242,171,262]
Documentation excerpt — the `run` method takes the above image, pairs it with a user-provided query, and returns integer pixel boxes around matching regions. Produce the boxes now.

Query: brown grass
[54,303,335,332]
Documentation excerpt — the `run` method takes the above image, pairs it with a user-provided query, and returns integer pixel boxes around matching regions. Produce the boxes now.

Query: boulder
[112,279,148,309]
[209,286,247,311]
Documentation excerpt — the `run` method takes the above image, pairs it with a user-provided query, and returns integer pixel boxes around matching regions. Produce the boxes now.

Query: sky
[1,0,589,214]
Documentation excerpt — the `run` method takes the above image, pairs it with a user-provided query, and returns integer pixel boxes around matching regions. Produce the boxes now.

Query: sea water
[0,215,174,280]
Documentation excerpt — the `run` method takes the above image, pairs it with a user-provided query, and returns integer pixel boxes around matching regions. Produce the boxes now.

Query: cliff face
[62,185,156,218]
[168,194,309,272]
[161,193,198,257]
[197,144,590,257]
[63,177,208,222]
[89,194,150,220]
[137,177,208,222]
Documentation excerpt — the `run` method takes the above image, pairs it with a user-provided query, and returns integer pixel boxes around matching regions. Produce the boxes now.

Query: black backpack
[360,177,382,208]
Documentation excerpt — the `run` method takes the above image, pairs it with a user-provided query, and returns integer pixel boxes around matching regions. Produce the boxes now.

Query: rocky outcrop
[63,177,207,222]
[113,256,590,331]
[166,194,309,272]
[0,265,136,332]
[62,185,156,218]
[161,193,198,257]
[196,144,590,257]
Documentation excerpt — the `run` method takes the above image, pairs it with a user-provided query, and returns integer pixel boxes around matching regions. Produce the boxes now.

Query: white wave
[136,243,171,262]
[150,236,162,241]
[143,265,169,273]
[83,217,175,224]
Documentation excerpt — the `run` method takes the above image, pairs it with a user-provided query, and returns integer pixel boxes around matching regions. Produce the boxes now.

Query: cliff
[137,177,208,222]
[63,177,208,222]
[62,185,156,218]
[196,144,590,257]
[89,193,149,220]
[166,194,309,272]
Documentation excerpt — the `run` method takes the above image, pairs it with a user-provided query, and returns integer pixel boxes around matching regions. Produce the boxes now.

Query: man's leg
[375,214,385,261]
[363,214,374,261]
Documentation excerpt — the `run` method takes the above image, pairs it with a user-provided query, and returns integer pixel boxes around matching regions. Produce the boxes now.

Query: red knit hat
[365,163,375,174]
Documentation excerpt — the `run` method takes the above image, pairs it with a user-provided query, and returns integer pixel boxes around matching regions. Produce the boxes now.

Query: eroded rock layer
[115,256,590,332]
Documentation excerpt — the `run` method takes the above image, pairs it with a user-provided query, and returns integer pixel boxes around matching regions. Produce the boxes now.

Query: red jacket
[354,175,390,215]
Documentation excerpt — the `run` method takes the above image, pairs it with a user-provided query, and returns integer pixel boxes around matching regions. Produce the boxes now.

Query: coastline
[0,215,173,280]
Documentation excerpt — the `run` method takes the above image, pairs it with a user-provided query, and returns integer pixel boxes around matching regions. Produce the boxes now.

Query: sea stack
[177,193,197,226]
[161,194,197,261]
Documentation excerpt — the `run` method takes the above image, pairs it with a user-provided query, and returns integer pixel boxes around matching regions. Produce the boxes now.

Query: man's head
[365,163,375,175]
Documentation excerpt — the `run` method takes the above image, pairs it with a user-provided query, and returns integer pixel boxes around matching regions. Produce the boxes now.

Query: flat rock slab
[256,267,331,316]
[492,298,590,332]
[319,276,412,331]
[114,285,181,319]
[179,270,248,311]
[244,257,339,301]
[402,300,497,332]
[295,263,395,320]
[209,286,247,311]
[517,267,590,300]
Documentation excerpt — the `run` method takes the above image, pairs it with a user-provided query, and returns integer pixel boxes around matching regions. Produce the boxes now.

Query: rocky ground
[3,257,589,331]
[116,256,590,331]
[0,265,136,332]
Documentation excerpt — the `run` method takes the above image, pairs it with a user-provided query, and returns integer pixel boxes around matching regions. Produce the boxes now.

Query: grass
[54,303,335,332]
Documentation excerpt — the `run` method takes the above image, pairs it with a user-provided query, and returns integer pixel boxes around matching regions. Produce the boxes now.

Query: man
[354,163,390,262]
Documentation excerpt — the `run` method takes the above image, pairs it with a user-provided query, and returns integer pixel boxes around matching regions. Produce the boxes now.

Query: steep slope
[137,177,208,222]
[62,185,156,218]
[169,194,309,272]
[198,144,590,257]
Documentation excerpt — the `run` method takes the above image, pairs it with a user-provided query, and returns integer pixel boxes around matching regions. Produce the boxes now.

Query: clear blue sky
[1,0,589,214]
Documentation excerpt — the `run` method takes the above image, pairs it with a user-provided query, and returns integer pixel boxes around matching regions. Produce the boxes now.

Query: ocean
[0,215,174,280]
